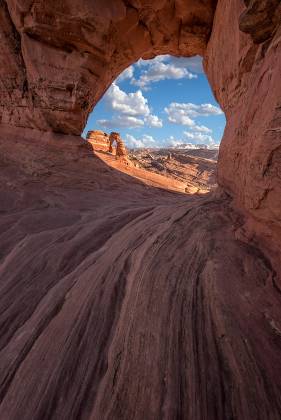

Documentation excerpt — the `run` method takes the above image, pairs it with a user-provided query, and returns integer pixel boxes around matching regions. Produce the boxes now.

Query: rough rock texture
[0,0,281,419]
[0,0,217,134]
[86,130,110,152]
[128,148,217,193]
[239,0,281,43]
[204,0,281,261]
[0,126,281,420]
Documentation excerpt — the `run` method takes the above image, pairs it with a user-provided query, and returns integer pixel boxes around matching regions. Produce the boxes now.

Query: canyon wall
[204,0,281,255]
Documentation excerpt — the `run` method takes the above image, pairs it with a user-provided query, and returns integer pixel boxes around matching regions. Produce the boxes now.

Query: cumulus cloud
[192,125,212,133]
[165,133,219,148]
[165,101,223,135]
[165,102,223,120]
[126,134,156,148]
[98,116,144,129]
[99,83,162,129]
[136,55,203,73]
[105,83,150,116]
[168,56,204,73]
[165,107,213,133]
[132,56,197,88]
[144,114,163,128]
[116,66,134,82]
[183,131,216,145]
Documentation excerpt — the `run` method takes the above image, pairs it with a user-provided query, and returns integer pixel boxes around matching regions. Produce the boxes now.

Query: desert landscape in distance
[87,129,219,194]
[1,1,281,419]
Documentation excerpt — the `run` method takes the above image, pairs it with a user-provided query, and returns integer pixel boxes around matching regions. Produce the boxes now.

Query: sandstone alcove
[0,1,281,419]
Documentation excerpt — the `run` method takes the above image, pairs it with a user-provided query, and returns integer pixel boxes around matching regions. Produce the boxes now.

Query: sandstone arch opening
[82,54,226,194]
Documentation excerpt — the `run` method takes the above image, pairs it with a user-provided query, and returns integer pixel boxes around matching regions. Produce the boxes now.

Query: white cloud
[184,131,216,145]
[101,83,162,129]
[126,134,156,148]
[168,56,204,73]
[136,55,166,67]
[136,55,203,73]
[165,102,223,121]
[165,133,219,148]
[165,109,213,133]
[144,114,163,128]
[165,101,222,134]
[105,83,150,116]
[192,125,212,133]
[116,66,134,82]
[166,110,195,127]
[132,57,197,88]
[98,115,144,129]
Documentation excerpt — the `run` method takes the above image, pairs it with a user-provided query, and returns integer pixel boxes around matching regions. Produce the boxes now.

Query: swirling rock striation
[0,127,281,420]
[0,1,281,419]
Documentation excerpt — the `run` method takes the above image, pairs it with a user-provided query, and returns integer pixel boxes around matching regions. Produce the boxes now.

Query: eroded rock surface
[0,0,281,419]
[0,0,216,134]
[0,127,281,420]
[86,130,110,152]
[109,132,128,160]
[204,0,281,259]
[239,0,281,43]
[129,148,218,193]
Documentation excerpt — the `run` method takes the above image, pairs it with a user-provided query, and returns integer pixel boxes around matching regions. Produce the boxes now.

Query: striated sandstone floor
[0,128,281,419]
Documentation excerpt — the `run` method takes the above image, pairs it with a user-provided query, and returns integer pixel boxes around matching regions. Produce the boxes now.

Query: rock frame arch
[0,1,281,419]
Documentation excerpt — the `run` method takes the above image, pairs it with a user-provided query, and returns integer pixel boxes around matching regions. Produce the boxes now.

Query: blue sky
[83,56,226,148]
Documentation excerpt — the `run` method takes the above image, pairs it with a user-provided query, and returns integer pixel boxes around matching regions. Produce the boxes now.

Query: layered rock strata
[0,126,281,419]
[86,130,110,152]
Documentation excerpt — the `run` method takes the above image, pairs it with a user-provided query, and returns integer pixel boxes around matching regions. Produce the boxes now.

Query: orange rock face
[86,130,110,152]
[109,132,128,159]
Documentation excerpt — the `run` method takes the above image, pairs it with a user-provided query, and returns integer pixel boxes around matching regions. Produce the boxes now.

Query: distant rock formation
[86,130,110,152]
[109,132,128,160]
[87,130,128,161]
